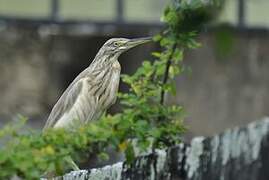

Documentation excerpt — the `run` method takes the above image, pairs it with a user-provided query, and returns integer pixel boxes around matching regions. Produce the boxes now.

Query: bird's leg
[64,156,80,171]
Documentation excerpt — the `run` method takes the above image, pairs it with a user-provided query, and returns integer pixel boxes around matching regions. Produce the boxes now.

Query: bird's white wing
[43,79,84,130]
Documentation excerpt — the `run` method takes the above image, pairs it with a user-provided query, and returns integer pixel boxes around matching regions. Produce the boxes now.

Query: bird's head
[100,37,152,57]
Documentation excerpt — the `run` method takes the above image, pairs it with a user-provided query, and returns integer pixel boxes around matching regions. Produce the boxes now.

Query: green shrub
[0,0,222,179]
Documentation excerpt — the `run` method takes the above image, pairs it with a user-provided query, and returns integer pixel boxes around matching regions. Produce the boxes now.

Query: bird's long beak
[126,37,152,49]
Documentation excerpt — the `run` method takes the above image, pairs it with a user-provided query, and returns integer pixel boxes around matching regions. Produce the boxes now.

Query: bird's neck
[89,52,120,71]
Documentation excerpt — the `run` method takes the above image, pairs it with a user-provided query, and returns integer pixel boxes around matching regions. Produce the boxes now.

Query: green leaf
[152,52,161,58]
[98,152,109,161]
[153,34,162,42]
[173,49,183,62]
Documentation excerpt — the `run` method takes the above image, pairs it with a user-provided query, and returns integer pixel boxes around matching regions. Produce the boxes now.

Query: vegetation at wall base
[0,0,222,179]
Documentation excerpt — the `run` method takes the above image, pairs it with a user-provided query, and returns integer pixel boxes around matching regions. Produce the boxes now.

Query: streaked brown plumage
[43,37,151,130]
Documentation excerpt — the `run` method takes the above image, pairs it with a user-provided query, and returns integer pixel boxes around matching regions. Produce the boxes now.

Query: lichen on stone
[155,150,167,174]
[60,162,122,180]
[184,136,205,178]
[210,135,220,164]
[221,117,269,166]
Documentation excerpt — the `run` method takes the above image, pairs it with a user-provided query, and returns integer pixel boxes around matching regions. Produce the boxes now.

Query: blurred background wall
[0,0,268,138]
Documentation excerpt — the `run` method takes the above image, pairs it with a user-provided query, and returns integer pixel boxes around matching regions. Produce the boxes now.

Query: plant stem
[160,43,177,105]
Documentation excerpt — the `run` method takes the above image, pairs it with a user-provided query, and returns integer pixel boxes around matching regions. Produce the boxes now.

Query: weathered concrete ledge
[50,117,269,180]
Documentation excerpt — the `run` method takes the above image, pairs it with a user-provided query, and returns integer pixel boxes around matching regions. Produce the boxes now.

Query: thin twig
[160,43,177,105]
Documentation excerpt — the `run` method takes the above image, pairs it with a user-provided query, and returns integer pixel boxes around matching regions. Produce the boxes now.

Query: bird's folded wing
[43,79,84,130]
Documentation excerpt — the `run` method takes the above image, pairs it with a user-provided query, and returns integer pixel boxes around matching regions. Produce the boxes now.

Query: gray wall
[175,30,269,137]
[0,23,268,138]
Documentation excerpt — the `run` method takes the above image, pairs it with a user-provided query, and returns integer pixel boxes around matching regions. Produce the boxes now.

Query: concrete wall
[177,29,269,137]
[0,23,268,138]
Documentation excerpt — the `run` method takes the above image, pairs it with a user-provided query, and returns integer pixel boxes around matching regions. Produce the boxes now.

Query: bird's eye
[113,42,121,47]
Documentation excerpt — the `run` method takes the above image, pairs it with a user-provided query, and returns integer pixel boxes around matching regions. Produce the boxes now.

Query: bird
[43,37,151,130]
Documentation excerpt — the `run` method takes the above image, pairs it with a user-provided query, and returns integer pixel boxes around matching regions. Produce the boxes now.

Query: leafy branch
[160,43,177,105]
